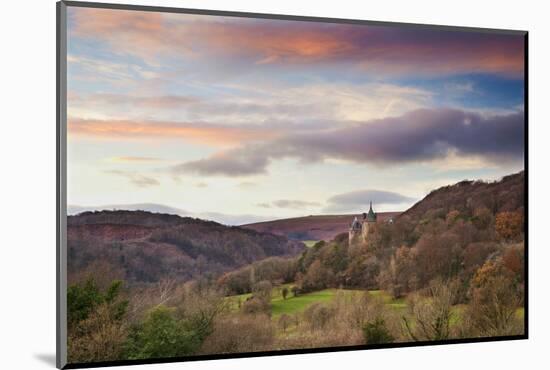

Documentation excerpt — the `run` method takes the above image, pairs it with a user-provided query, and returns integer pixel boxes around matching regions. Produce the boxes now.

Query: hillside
[401,171,525,221]
[242,212,400,242]
[67,210,304,285]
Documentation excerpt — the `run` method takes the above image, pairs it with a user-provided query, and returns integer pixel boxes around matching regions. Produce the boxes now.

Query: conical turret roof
[366,201,377,222]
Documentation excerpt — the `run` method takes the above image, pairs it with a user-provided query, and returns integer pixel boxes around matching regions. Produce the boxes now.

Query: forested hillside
[68,211,304,285]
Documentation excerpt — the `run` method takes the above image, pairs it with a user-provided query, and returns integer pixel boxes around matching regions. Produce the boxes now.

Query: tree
[402,279,458,341]
[302,260,333,292]
[242,296,271,315]
[68,279,128,330]
[282,287,289,300]
[125,305,201,359]
[67,279,129,362]
[68,304,127,362]
[278,314,292,333]
[303,303,334,331]
[252,280,272,302]
[363,318,394,344]
[502,244,524,280]
[472,206,493,230]
[495,211,524,241]
[446,210,461,226]
[464,262,523,337]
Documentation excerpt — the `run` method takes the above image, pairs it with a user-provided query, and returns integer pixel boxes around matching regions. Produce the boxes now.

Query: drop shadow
[34,353,56,367]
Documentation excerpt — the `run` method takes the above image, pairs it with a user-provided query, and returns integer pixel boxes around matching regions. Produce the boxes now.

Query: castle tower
[348,202,377,247]
[348,216,362,246]
[361,201,377,242]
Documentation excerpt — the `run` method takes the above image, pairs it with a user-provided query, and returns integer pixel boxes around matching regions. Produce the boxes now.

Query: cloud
[258,200,322,210]
[238,181,257,188]
[68,117,280,146]
[68,82,433,124]
[70,93,198,109]
[324,189,416,213]
[110,156,163,163]
[69,7,524,77]
[172,149,270,177]
[104,170,160,187]
[67,54,158,81]
[256,203,272,209]
[171,108,524,177]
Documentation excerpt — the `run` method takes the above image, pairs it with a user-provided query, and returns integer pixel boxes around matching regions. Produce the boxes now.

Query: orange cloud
[68,117,280,146]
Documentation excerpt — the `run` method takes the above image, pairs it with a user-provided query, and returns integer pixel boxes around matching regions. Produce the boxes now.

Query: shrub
[363,318,394,344]
[125,305,201,359]
[200,314,274,354]
[278,314,292,333]
[242,297,271,315]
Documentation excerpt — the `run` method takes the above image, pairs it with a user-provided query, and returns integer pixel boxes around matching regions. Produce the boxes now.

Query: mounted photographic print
[56,1,528,368]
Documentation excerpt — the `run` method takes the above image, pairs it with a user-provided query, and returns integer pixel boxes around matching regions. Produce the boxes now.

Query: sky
[66,6,525,225]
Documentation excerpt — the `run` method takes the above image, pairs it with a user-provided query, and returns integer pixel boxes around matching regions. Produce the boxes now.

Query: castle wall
[361,222,370,242]
[349,230,362,246]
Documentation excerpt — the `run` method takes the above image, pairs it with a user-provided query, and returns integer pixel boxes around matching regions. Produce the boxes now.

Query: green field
[368,290,407,309]
[271,289,337,317]
[227,286,410,319]
[303,240,320,248]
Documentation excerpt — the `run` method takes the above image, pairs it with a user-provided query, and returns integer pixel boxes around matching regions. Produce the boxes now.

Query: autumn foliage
[495,211,524,241]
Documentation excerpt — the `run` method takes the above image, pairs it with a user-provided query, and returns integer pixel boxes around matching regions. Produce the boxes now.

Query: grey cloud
[104,170,160,188]
[324,189,416,213]
[256,203,272,209]
[272,199,322,209]
[171,108,524,177]
[171,149,270,177]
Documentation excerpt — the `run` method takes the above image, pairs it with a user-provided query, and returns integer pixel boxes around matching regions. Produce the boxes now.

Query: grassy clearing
[227,287,411,318]
[225,292,252,311]
[368,290,407,310]
[303,240,320,248]
[271,289,336,317]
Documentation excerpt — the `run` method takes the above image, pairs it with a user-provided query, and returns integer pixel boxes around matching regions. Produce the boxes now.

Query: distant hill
[68,203,272,226]
[241,212,400,242]
[68,210,304,285]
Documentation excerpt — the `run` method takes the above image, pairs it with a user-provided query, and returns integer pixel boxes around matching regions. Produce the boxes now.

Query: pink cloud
[69,7,524,77]
[68,117,281,146]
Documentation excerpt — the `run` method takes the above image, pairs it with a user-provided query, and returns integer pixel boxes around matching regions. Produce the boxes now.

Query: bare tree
[402,278,458,341]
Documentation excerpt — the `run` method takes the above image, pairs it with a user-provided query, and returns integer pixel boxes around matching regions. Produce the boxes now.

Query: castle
[349,202,377,246]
